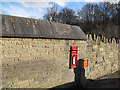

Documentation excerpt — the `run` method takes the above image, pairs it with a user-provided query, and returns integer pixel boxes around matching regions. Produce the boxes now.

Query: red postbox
[71,46,78,68]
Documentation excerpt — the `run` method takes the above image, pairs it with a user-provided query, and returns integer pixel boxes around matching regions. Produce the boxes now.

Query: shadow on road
[49,78,120,89]
[87,78,120,88]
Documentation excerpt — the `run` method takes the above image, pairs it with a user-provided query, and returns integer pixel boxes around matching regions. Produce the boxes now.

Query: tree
[77,3,97,22]
[112,1,120,25]
[43,7,77,25]
[77,3,97,33]
[77,2,118,34]
[77,2,117,22]
[43,5,58,22]
[43,2,118,38]
[58,8,77,25]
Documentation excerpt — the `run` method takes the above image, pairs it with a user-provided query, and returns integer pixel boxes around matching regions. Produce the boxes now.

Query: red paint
[83,59,88,68]
[71,46,78,68]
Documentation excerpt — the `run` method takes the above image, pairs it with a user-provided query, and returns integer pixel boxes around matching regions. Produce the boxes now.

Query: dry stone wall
[85,34,119,79]
[1,35,119,88]
[1,38,87,88]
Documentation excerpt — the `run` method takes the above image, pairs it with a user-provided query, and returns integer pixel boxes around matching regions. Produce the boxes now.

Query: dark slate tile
[2,15,14,36]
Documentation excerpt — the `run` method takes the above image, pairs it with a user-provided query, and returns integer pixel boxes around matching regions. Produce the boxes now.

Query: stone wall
[1,35,119,88]
[85,34,119,79]
[1,38,87,88]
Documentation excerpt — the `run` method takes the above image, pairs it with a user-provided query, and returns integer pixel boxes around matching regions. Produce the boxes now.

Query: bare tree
[77,2,118,33]
[43,2,118,37]
[77,3,95,22]
[43,3,58,22]
[58,8,77,25]
[43,7,77,25]
[77,2,117,22]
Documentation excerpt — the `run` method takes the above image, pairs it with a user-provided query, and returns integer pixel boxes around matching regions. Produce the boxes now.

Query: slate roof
[1,14,87,40]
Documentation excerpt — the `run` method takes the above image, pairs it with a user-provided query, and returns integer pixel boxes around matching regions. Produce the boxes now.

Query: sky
[1,0,119,20]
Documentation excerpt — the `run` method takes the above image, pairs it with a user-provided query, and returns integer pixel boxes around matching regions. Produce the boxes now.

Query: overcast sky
[1,0,119,19]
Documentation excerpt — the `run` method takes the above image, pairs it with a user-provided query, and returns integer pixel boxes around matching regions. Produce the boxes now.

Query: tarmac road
[87,71,120,88]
